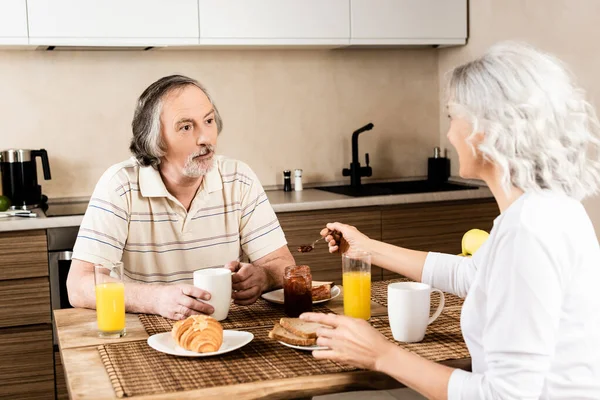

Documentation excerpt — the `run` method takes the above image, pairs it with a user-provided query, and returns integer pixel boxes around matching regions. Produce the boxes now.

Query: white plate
[278,341,329,351]
[147,330,253,357]
[261,286,340,305]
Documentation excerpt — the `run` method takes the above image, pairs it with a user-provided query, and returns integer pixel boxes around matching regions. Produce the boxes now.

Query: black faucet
[343,123,374,188]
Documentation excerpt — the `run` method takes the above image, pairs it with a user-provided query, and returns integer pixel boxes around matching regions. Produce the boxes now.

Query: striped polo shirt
[72,155,287,284]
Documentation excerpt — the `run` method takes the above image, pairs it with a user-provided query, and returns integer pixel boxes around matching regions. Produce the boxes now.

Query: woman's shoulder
[498,190,595,249]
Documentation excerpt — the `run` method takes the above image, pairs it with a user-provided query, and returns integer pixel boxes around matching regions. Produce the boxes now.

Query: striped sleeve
[72,168,130,265]
[238,167,287,262]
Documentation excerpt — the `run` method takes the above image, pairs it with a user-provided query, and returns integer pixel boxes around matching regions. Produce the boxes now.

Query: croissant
[171,315,224,353]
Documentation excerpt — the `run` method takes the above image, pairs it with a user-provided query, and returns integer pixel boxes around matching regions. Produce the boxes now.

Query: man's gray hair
[446,41,600,200]
[130,75,223,168]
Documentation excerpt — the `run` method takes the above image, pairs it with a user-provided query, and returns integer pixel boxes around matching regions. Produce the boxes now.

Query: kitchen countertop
[0,178,492,233]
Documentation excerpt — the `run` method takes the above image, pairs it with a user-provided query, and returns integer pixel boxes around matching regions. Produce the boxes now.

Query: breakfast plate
[147,330,253,357]
[261,286,340,305]
[277,341,329,351]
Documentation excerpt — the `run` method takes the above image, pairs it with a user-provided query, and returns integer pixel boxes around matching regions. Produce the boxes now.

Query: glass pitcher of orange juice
[342,250,371,320]
[94,262,126,338]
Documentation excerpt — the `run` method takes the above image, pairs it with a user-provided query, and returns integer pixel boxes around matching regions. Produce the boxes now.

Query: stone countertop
[0,178,492,233]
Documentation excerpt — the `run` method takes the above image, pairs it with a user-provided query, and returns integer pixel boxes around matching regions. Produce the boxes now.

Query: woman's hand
[320,222,370,254]
[300,312,395,371]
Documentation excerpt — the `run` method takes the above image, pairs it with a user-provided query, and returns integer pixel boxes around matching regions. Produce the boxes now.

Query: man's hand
[154,283,215,320]
[225,261,270,305]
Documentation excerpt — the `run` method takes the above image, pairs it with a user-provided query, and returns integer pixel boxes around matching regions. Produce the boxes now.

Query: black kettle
[0,149,51,209]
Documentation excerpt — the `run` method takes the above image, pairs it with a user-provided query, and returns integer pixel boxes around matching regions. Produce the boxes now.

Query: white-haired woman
[302,42,600,399]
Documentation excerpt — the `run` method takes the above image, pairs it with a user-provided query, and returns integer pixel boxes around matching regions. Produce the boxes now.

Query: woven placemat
[139,299,335,335]
[101,310,468,398]
[372,278,464,311]
[98,325,356,398]
[372,307,469,361]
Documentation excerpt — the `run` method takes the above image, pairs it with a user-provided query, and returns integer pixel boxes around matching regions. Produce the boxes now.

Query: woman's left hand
[300,312,394,371]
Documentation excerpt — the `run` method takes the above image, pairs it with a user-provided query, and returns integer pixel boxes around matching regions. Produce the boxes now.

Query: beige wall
[0,48,440,198]
[437,0,600,236]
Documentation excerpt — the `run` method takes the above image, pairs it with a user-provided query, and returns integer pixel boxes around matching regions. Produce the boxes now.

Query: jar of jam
[283,265,312,317]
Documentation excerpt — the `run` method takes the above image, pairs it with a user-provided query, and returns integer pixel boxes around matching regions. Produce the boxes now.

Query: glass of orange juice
[342,250,371,320]
[94,262,126,338]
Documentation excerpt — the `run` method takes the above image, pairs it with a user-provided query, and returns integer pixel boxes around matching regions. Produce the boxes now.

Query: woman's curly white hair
[446,41,600,201]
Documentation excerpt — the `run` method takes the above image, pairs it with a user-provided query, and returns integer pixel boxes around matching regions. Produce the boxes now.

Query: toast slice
[268,323,316,346]
[279,318,325,339]
[312,280,334,287]
[311,283,331,301]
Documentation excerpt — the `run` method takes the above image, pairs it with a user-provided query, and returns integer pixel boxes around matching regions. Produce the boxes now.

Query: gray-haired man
[67,75,295,320]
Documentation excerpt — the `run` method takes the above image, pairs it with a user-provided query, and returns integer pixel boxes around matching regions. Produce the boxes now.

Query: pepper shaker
[283,170,292,192]
[294,169,303,191]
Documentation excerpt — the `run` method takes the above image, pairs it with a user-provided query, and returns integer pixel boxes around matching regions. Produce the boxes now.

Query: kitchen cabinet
[278,198,498,283]
[27,0,199,46]
[0,230,54,399]
[4,0,468,48]
[381,199,498,279]
[0,0,28,45]
[350,0,467,45]
[54,351,68,400]
[278,207,383,283]
[198,0,350,45]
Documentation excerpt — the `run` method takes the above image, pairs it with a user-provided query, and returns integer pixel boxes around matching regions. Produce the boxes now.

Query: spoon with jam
[297,230,338,253]
[297,237,321,253]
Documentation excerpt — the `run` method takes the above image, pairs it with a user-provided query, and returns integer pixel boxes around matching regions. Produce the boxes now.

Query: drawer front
[0,230,48,280]
[0,324,54,399]
[278,207,383,283]
[0,277,51,327]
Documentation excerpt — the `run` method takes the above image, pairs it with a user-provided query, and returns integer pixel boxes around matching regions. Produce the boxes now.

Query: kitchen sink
[315,180,479,197]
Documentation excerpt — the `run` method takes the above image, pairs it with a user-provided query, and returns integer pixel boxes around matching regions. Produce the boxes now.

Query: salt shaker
[294,169,303,191]
[283,170,292,192]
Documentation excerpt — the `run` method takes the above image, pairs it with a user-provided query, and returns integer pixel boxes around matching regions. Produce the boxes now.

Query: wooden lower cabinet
[381,198,499,279]
[0,229,56,399]
[277,198,498,282]
[0,325,55,399]
[54,351,68,400]
[278,207,383,283]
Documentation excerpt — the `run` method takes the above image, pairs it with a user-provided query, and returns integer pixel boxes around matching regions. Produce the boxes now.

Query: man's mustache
[190,144,215,159]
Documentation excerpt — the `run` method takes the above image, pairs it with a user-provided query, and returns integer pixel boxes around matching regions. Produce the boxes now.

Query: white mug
[193,268,232,321]
[387,282,445,343]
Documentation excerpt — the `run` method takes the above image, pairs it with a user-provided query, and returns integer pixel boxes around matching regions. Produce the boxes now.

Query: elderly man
[67,75,295,320]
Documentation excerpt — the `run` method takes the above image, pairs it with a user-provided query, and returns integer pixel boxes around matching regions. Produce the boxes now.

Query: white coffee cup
[193,268,232,321]
[387,282,445,343]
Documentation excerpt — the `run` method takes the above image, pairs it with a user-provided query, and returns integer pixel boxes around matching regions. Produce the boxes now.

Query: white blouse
[421,191,600,399]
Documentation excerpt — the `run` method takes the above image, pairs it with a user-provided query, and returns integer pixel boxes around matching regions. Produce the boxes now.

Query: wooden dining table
[54,286,471,400]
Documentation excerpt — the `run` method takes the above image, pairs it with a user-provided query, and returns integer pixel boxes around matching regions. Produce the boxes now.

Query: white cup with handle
[387,281,445,343]
[193,268,232,321]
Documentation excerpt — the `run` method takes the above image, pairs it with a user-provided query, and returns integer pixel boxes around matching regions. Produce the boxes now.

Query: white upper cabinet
[2,0,467,48]
[0,0,28,45]
[351,0,467,45]
[198,0,350,45]
[27,0,200,46]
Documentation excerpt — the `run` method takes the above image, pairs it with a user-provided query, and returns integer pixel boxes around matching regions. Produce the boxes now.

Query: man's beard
[183,144,216,178]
